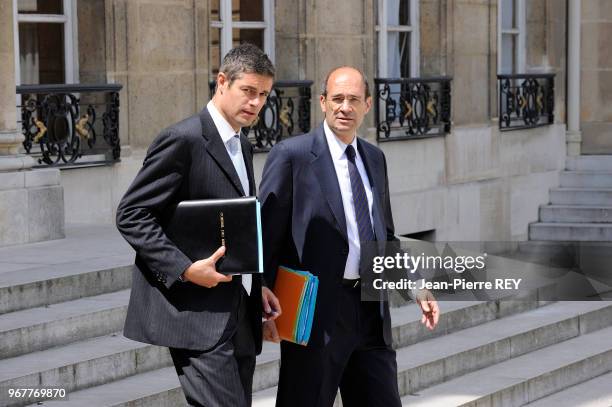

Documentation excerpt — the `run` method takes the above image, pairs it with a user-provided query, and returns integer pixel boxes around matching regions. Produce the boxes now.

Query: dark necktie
[346,145,375,243]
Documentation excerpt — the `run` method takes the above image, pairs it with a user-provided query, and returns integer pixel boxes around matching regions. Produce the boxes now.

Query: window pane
[232,28,264,50]
[501,34,516,74]
[211,0,220,21]
[388,31,411,77]
[232,0,263,21]
[388,0,411,26]
[501,0,515,30]
[210,27,221,79]
[19,23,65,84]
[18,0,63,14]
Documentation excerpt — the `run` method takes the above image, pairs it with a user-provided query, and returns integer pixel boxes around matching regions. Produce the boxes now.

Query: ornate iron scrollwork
[374,77,452,141]
[498,73,555,131]
[16,84,123,167]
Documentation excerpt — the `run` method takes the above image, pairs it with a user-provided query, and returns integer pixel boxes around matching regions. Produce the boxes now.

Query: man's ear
[364,96,373,114]
[216,72,228,94]
[319,95,327,113]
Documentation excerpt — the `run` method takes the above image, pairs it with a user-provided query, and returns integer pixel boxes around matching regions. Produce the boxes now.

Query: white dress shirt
[323,120,374,280]
[207,101,251,294]
[323,121,423,298]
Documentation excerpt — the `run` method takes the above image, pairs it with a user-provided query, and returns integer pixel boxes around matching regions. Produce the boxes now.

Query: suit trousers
[276,284,402,407]
[169,287,256,407]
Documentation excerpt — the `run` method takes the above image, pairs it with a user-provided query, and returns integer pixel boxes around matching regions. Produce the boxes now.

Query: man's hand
[263,320,281,343]
[262,286,282,321]
[182,246,232,288]
[415,289,440,330]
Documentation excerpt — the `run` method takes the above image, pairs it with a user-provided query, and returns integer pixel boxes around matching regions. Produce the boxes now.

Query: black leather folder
[164,197,263,275]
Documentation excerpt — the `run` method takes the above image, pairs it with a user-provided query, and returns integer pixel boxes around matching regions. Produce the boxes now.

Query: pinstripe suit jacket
[116,107,263,352]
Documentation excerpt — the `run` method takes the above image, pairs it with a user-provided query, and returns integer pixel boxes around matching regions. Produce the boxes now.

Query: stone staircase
[0,226,611,406]
[530,156,612,241]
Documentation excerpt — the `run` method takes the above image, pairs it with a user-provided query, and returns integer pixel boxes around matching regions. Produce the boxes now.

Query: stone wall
[57,0,571,245]
[104,0,209,150]
[0,1,64,247]
[78,0,106,84]
[581,0,612,154]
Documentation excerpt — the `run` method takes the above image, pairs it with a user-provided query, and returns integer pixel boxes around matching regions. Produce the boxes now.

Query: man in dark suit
[259,66,440,407]
[116,43,281,407]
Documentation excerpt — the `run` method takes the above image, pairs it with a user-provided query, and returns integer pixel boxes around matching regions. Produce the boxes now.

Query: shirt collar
[323,119,358,161]
[207,100,241,144]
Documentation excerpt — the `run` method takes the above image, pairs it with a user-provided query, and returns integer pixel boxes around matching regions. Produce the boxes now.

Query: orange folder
[273,266,318,345]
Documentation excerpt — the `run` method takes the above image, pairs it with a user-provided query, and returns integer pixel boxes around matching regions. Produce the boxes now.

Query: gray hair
[321,66,371,99]
[219,43,275,85]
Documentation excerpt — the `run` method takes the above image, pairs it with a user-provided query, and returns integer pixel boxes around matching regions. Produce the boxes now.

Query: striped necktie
[345,144,375,243]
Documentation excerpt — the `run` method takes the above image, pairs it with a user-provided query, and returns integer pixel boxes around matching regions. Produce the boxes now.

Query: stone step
[0,336,281,407]
[28,339,282,407]
[395,301,612,395]
[524,371,612,406]
[389,289,548,349]
[251,301,612,406]
[400,325,612,406]
[539,204,612,223]
[549,188,612,206]
[560,171,612,188]
[0,224,135,315]
[30,367,186,407]
[0,334,170,407]
[0,262,133,315]
[18,293,554,407]
[3,294,541,404]
[0,290,129,359]
[567,155,612,171]
[514,241,612,278]
[529,222,612,241]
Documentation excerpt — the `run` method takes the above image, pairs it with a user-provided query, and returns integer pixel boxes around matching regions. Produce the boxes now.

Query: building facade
[1,0,609,245]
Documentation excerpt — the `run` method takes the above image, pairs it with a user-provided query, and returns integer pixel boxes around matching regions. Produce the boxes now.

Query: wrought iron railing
[209,80,313,152]
[498,73,555,131]
[16,83,122,167]
[374,77,452,141]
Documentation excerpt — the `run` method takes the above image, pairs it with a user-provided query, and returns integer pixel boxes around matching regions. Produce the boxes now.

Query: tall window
[498,0,525,74]
[376,0,420,78]
[13,0,78,85]
[209,0,275,80]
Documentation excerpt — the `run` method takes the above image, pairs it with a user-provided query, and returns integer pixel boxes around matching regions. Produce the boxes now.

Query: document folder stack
[273,266,319,345]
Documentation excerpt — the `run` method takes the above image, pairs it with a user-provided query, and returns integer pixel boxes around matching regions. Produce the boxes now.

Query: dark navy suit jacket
[259,123,409,347]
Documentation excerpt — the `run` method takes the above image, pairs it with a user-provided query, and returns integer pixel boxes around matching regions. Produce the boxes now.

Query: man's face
[319,67,372,141]
[215,72,274,131]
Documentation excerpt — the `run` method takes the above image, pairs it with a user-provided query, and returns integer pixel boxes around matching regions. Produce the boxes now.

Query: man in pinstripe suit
[116,44,281,407]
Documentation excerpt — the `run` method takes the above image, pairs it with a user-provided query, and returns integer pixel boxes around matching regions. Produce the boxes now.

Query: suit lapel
[240,134,256,196]
[199,108,246,196]
[310,125,348,243]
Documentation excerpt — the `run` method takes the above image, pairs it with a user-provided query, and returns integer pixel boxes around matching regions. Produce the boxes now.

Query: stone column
[0,1,64,246]
[0,1,34,172]
[566,0,582,156]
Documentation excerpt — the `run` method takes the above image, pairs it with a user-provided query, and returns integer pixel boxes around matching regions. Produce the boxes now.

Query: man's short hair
[219,43,275,85]
[321,66,371,99]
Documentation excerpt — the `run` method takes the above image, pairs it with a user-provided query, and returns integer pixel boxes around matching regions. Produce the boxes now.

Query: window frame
[497,0,526,74]
[376,0,420,78]
[13,0,79,85]
[210,0,276,64]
